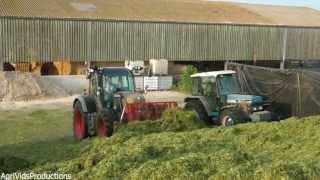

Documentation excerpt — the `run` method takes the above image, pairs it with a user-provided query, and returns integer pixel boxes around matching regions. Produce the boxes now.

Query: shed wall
[0,17,319,62]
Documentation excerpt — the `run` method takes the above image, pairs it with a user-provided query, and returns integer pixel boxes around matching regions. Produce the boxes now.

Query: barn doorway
[41,63,59,75]
[3,63,15,71]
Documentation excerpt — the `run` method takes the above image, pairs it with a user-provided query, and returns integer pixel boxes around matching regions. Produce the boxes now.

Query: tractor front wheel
[97,118,106,137]
[219,109,235,127]
[97,110,115,137]
[73,101,89,141]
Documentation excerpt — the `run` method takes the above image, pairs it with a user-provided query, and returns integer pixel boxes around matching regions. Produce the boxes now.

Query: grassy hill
[1,108,320,179]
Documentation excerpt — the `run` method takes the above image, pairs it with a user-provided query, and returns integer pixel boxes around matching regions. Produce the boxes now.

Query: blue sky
[212,0,320,10]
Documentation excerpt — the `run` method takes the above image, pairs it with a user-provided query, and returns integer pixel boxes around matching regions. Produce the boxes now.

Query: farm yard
[0,64,320,179]
[0,97,320,179]
[2,0,320,179]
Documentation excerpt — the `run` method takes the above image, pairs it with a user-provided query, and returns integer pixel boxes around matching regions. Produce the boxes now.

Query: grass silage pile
[0,71,69,101]
[35,109,320,179]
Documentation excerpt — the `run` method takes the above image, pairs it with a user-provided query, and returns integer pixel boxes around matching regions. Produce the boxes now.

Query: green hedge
[177,65,198,93]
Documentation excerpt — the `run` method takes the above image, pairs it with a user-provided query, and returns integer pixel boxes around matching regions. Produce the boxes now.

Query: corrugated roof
[0,0,320,27]
[237,3,320,27]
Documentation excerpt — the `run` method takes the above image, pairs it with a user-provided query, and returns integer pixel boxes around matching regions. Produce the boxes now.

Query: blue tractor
[185,70,273,126]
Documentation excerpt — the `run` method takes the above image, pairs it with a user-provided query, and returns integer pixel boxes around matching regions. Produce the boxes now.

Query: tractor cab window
[192,77,216,97]
[90,75,98,96]
[217,74,241,95]
[202,77,216,97]
[192,78,202,95]
[110,76,133,91]
[103,77,115,94]
[103,69,135,92]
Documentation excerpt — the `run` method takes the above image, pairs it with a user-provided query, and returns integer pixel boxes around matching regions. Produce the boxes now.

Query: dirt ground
[0,91,188,111]
[0,96,75,111]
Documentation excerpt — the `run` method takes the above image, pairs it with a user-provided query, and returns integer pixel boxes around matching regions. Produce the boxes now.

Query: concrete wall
[41,75,88,95]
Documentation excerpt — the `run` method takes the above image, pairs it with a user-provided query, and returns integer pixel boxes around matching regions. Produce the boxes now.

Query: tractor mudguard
[73,96,97,113]
[221,104,237,111]
[221,104,251,124]
[185,96,211,116]
[74,96,98,137]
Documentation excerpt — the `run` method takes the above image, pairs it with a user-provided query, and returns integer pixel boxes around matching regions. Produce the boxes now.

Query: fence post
[296,71,302,116]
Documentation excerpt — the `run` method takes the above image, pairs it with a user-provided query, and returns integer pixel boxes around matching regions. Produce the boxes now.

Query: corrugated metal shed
[0,18,287,62]
[0,0,320,62]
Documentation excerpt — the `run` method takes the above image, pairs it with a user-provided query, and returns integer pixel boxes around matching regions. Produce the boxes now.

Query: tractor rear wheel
[97,110,115,137]
[73,101,89,140]
[219,109,235,127]
[185,100,211,125]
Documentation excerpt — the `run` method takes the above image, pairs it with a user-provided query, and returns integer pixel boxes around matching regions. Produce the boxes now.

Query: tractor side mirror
[97,87,102,96]
[144,85,149,94]
[86,68,94,79]
[83,89,88,95]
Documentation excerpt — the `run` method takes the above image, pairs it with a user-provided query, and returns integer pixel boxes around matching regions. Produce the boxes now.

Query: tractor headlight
[136,95,145,102]
[252,106,263,112]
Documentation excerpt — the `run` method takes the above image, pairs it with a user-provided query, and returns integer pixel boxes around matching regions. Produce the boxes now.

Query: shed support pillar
[280,29,288,70]
[224,60,229,70]
[0,60,3,72]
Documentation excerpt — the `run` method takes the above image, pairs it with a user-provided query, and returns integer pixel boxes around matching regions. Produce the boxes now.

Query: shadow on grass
[0,136,89,173]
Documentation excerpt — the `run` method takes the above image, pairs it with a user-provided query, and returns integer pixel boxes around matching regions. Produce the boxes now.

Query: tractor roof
[191,70,236,78]
[100,67,133,76]
[101,67,130,70]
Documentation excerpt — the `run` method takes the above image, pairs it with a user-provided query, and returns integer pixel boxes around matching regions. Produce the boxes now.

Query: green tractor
[73,67,176,141]
[185,70,273,126]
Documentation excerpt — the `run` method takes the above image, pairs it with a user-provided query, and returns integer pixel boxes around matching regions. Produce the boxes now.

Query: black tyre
[185,100,211,125]
[219,109,235,127]
[73,101,89,140]
[97,109,115,137]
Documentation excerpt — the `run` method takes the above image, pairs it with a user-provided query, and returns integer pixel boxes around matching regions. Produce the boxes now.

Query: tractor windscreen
[103,69,135,92]
[217,74,241,95]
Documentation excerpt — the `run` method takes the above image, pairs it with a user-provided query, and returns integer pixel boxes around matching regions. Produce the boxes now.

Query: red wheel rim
[98,119,106,137]
[74,110,85,140]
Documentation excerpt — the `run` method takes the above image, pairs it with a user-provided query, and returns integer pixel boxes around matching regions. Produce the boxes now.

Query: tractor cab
[101,68,135,93]
[87,67,144,115]
[191,71,240,108]
[185,70,273,126]
[87,67,135,96]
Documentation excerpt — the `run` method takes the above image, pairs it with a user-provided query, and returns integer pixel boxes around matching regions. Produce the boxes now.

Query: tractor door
[192,77,202,96]
[201,77,219,112]
[89,74,98,96]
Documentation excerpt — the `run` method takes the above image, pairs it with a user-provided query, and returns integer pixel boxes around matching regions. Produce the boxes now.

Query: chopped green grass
[1,108,320,179]
[161,108,206,131]
[37,114,320,179]
[0,109,72,145]
[0,109,90,173]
